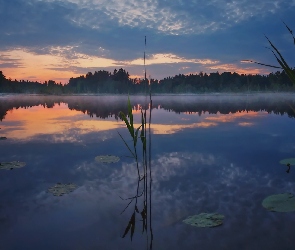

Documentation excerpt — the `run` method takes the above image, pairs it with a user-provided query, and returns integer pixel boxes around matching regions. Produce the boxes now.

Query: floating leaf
[48,183,77,196]
[183,213,224,228]
[0,137,7,140]
[0,161,26,170]
[262,193,295,212]
[279,158,295,165]
[95,155,120,163]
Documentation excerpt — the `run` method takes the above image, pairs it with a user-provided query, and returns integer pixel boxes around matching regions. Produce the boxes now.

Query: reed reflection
[119,96,153,249]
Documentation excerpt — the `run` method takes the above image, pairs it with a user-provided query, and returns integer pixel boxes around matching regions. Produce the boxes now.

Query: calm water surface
[0,94,295,250]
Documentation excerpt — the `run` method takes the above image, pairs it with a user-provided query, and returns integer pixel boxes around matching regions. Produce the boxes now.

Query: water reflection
[0,94,288,140]
[1,94,295,121]
[0,94,295,249]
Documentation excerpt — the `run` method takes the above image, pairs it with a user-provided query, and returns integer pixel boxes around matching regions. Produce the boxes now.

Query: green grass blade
[242,59,281,69]
[134,125,142,147]
[266,36,292,70]
[140,111,145,143]
[270,50,295,83]
[118,132,135,158]
[119,111,134,138]
[281,20,295,44]
[127,97,134,129]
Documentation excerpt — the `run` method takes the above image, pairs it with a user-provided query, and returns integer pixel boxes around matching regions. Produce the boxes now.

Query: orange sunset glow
[0,104,266,139]
[204,111,268,123]
[1,48,272,84]
[0,104,127,140]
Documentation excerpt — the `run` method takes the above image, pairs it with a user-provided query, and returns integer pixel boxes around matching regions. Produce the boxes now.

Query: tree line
[1,68,295,94]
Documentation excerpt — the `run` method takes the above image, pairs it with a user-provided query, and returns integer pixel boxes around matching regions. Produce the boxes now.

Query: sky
[0,0,294,84]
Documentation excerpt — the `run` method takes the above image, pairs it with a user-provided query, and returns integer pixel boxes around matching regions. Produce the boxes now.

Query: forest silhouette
[1,68,295,94]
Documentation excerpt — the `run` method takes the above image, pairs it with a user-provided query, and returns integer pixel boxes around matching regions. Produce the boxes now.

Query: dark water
[0,94,295,250]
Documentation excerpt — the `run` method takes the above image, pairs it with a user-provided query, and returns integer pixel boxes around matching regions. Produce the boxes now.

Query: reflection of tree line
[1,95,295,121]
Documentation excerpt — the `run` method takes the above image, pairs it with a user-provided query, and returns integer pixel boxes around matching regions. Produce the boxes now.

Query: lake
[0,93,295,250]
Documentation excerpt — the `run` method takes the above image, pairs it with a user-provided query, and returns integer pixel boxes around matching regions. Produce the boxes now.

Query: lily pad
[0,137,7,140]
[183,213,225,228]
[95,155,120,163]
[262,193,295,212]
[0,161,26,170]
[279,158,295,165]
[48,183,78,196]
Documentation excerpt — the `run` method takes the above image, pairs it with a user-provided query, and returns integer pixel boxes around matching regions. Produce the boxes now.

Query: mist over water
[0,94,295,250]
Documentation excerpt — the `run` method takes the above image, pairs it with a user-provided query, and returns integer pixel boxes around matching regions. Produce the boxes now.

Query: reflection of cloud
[72,151,217,200]
[205,111,267,124]
[238,122,254,126]
[1,103,125,140]
[152,122,217,134]
[152,152,216,182]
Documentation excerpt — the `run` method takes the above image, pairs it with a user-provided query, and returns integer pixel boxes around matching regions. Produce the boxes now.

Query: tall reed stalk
[119,36,153,249]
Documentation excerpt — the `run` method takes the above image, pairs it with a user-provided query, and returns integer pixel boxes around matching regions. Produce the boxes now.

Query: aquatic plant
[262,193,295,212]
[279,158,295,165]
[279,158,295,173]
[119,36,153,249]
[0,161,26,170]
[95,155,120,163]
[119,96,151,240]
[48,183,78,196]
[244,22,295,84]
[183,213,225,228]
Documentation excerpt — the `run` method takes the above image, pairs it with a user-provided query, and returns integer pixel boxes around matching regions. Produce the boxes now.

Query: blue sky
[0,0,294,83]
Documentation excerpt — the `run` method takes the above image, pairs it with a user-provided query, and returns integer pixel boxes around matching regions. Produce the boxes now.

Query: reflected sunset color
[204,110,267,123]
[1,94,295,250]
[0,98,270,139]
[0,103,127,140]
[1,101,122,140]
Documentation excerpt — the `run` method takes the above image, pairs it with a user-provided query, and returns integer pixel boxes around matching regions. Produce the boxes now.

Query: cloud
[0,0,294,82]
[208,63,271,75]
[126,53,219,66]
[37,0,295,35]
[0,53,24,69]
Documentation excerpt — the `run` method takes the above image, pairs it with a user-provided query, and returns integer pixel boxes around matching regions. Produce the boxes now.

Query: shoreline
[1,91,295,97]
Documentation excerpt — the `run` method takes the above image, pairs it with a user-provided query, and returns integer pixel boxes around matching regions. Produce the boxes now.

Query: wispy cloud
[0,53,24,69]
[0,0,294,81]
[208,63,271,75]
[125,53,219,66]
[38,0,294,35]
